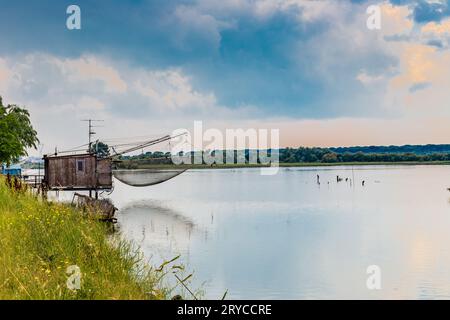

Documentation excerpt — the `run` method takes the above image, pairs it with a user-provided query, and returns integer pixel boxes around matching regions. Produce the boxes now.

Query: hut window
[77,160,85,172]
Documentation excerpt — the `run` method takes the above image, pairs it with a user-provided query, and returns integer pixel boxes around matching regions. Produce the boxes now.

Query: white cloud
[0,53,226,114]
[0,58,12,93]
[357,70,385,85]
[2,0,450,155]
[53,55,128,94]
[134,69,217,110]
[0,52,253,155]
[380,3,414,37]
[172,5,236,50]
[188,0,347,22]
[422,18,450,35]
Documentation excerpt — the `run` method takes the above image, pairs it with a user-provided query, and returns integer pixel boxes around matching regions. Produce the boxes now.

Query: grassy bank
[0,177,170,300]
[120,160,450,170]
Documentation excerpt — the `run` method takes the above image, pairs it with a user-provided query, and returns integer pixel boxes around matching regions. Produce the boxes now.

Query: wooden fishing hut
[42,153,112,198]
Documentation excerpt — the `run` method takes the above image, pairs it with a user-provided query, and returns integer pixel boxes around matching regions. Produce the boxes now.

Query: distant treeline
[118,151,173,168]
[280,147,450,163]
[116,145,450,166]
[329,144,450,155]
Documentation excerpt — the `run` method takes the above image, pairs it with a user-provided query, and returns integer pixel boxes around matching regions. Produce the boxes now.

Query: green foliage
[120,145,450,167]
[330,144,450,154]
[0,178,171,300]
[90,141,110,158]
[0,96,39,165]
[322,152,338,163]
[117,151,173,168]
[279,148,450,163]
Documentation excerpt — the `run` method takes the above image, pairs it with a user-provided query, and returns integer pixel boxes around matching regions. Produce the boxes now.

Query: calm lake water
[106,165,450,299]
[38,165,450,299]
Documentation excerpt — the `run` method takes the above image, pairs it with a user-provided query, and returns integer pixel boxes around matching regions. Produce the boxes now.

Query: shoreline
[0,176,177,300]
[119,161,450,170]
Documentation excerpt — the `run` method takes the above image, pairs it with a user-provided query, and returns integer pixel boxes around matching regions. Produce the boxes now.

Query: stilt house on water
[42,153,112,192]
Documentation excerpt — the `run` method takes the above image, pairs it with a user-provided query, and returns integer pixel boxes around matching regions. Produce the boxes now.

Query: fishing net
[113,169,186,187]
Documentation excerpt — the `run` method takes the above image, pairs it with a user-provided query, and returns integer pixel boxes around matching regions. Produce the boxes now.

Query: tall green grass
[0,177,170,300]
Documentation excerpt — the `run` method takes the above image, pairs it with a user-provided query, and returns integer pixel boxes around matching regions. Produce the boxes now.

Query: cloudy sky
[1,0,450,155]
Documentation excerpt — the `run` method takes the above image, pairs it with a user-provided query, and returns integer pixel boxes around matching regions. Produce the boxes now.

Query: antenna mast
[81,119,104,153]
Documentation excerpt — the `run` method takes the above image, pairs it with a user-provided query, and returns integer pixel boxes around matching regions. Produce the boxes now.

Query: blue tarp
[1,164,22,176]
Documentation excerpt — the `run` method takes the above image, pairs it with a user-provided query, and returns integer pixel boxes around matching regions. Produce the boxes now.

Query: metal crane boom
[111,132,187,157]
